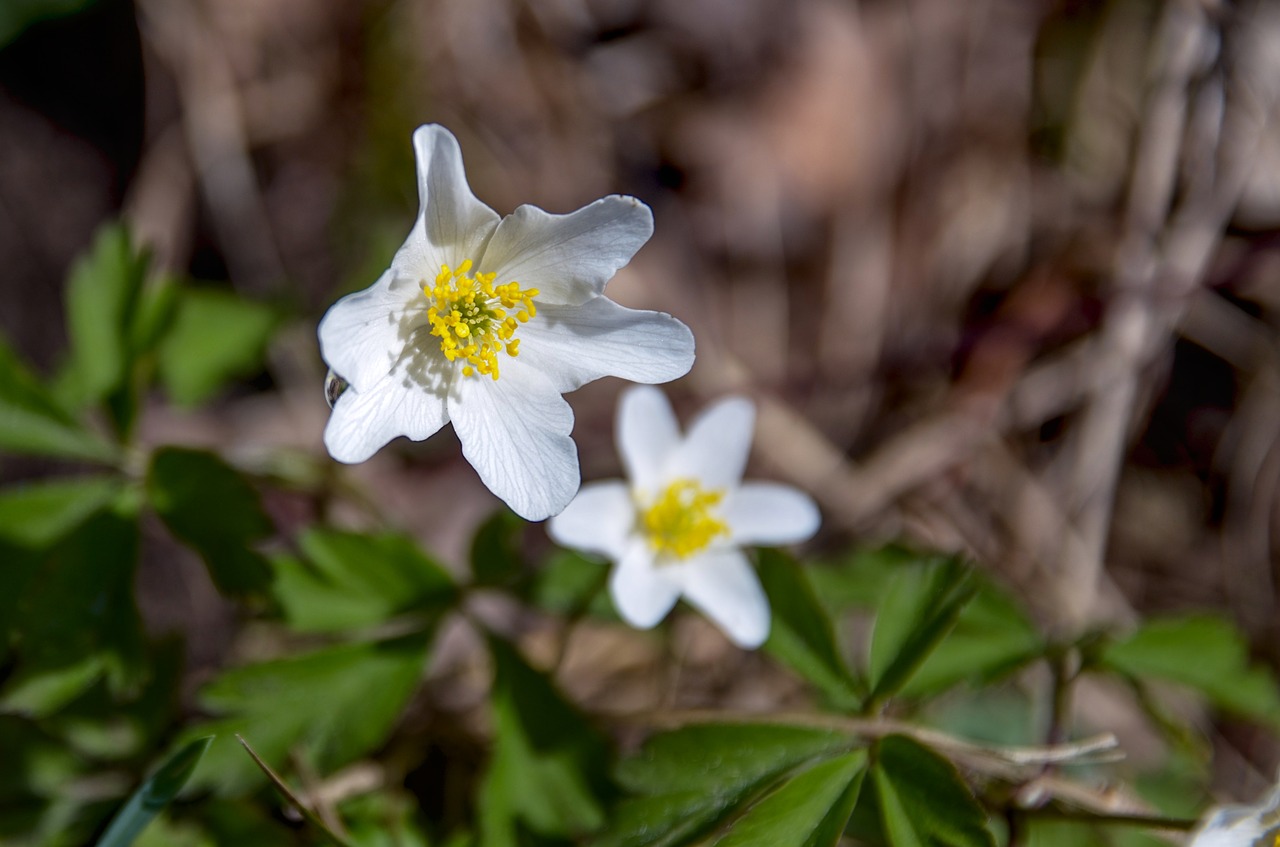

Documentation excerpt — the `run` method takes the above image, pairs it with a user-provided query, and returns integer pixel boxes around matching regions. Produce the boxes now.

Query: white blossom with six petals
[548,386,820,648]
[318,125,695,521]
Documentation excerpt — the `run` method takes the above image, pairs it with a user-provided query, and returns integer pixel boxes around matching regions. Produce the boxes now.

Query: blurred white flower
[548,386,820,648]
[318,125,694,521]
[1188,780,1280,847]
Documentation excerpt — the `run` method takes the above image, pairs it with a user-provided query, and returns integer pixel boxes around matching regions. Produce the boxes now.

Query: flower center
[640,478,729,560]
[423,259,539,380]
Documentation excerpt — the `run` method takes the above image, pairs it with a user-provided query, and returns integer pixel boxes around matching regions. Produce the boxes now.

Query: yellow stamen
[422,261,539,379]
[640,479,729,561]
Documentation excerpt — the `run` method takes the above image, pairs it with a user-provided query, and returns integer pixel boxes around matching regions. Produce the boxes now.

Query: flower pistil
[424,259,539,379]
[640,478,729,560]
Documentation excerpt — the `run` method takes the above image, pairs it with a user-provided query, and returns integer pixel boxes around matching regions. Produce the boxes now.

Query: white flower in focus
[318,125,695,521]
[548,386,820,648]
[1188,780,1280,847]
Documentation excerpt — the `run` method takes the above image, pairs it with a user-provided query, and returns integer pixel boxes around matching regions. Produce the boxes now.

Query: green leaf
[158,289,278,407]
[597,723,852,847]
[478,636,612,846]
[0,475,121,549]
[59,223,150,413]
[758,549,862,710]
[1098,616,1280,728]
[0,334,117,462]
[530,551,612,617]
[899,579,1043,698]
[274,527,456,632]
[470,509,525,587]
[806,547,929,615]
[4,511,145,709]
[871,735,993,847]
[0,714,84,799]
[715,751,867,847]
[188,634,428,793]
[147,447,273,596]
[867,557,977,708]
[94,736,214,847]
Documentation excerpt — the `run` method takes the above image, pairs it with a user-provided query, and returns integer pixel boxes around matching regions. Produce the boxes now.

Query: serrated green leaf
[158,289,278,407]
[187,634,429,793]
[147,447,272,596]
[58,224,149,414]
[714,750,867,847]
[867,557,976,708]
[273,528,455,632]
[1098,616,1280,729]
[899,579,1043,698]
[0,475,121,549]
[4,511,145,709]
[0,334,117,462]
[478,636,612,846]
[598,724,853,847]
[758,549,862,710]
[871,735,993,847]
[470,509,524,587]
[94,736,214,847]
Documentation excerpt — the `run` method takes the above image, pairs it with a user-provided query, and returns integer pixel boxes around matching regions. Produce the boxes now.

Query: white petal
[617,386,680,496]
[479,195,654,306]
[317,271,423,393]
[449,357,580,521]
[609,539,681,629]
[547,481,635,559]
[323,364,450,463]
[672,549,770,648]
[515,297,695,394]
[391,125,501,285]
[724,482,821,546]
[665,397,755,491]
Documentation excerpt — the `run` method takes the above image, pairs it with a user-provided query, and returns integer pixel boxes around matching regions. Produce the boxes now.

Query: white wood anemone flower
[1188,780,1280,847]
[547,386,820,648]
[318,125,695,521]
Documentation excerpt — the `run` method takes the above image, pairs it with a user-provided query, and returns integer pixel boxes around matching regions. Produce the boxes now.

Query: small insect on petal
[325,369,349,409]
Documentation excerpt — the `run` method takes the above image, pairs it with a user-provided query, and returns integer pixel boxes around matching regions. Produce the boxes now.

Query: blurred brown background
[2,0,1278,800]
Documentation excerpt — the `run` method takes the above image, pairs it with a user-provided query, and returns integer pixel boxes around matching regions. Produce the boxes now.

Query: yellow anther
[640,479,729,561]
[422,260,538,380]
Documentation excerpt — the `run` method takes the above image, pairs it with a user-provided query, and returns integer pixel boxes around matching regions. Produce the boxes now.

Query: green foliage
[714,751,867,847]
[147,447,273,596]
[273,527,455,632]
[900,580,1043,699]
[868,735,994,847]
[1,512,145,713]
[94,736,214,847]
[0,219,1268,847]
[189,634,430,793]
[598,723,854,847]
[757,549,862,710]
[867,556,978,708]
[1097,616,1280,729]
[158,289,278,407]
[529,550,612,616]
[0,333,117,462]
[470,509,526,587]
[0,476,122,549]
[57,224,154,435]
[478,636,612,846]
